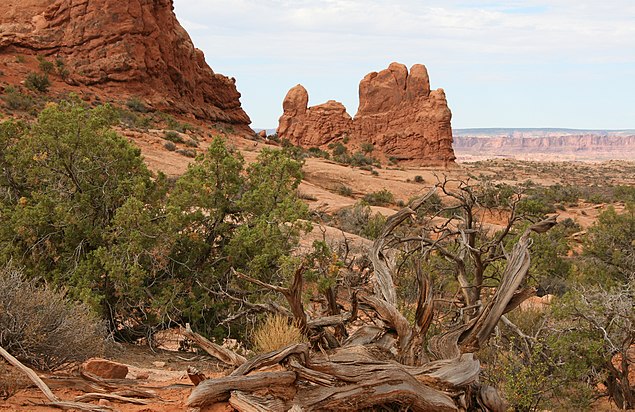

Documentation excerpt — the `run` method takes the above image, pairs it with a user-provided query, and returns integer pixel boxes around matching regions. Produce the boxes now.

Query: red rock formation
[277,62,455,165]
[0,0,251,131]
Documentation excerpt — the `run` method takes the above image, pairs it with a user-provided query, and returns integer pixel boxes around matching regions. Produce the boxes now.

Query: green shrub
[329,142,348,156]
[2,87,35,112]
[164,141,177,151]
[126,97,148,113]
[363,189,394,206]
[307,147,330,159]
[25,72,50,93]
[55,58,69,80]
[176,148,197,158]
[280,140,307,161]
[163,114,197,133]
[335,201,386,239]
[37,56,54,74]
[517,198,555,216]
[117,107,151,129]
[414,175,424,183]
[185,138,200,148]
[336,185,354,197]
[360,142,374,154]
[349,151,379,167]
[0,264,106,371]
[164,130,185,143]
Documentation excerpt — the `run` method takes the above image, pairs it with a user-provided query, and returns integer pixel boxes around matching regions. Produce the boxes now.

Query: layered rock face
[278,63,455,165]
[0,0,250,130]
[453,130,635,161]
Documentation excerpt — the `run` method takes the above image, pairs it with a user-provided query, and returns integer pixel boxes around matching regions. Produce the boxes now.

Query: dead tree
[188,183,556,411]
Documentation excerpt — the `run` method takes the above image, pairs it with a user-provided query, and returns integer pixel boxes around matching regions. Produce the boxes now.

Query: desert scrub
[0,264,106,371]
[251,314,306,354]
[335,201,386,239]
[37,55,54,74]
[185,138,200,148]
[55,58,69,80]
[176,148,197,158]
[307,146,330,159]
[163,130,185,144]
[336,184,354,197]
[164,141,177,151]
[0,361,29,400]
[117,107,151,129]
[363,189,394,206]
[25,72,50,93]
[2,87,35,112]
[126,96,148,113]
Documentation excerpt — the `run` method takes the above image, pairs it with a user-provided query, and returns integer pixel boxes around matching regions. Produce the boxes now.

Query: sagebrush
[0,264,106,371]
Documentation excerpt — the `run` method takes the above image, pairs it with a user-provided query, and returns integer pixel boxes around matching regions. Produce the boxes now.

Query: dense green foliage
[484,205,635,411]
[581,204,635,285]
[0,100,309,340]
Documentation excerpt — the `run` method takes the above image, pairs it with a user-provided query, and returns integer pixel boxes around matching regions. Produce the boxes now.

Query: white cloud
[172,0,635,128]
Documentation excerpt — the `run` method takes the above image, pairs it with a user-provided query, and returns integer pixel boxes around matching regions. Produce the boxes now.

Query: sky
[172,1,635,130]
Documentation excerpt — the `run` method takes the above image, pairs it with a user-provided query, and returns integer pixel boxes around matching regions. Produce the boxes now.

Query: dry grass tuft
[251,314,306,354]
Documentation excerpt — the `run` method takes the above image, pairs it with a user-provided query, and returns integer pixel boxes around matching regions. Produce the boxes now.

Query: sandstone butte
[0,0,251,133]
[278,62,456,166]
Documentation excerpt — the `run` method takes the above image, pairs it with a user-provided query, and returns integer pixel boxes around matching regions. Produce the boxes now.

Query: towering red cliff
[278,63,455,165]
[0,0,251,131]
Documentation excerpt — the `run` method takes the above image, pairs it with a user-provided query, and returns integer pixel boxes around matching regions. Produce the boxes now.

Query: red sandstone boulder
[83,358,129,379]
[277,63,455,165]
[0,0,251,132]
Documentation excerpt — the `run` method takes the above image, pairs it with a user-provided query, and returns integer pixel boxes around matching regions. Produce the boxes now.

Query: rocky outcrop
[278,62,455,165]
[0,0,250,131]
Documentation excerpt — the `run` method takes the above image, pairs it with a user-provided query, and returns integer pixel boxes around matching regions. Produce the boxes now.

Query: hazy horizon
[173,1,635,130]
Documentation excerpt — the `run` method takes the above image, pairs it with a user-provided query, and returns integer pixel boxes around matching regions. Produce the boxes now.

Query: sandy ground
[1,341,234,412]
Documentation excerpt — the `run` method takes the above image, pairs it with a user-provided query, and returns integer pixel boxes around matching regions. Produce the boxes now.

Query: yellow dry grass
[251,314,306,354]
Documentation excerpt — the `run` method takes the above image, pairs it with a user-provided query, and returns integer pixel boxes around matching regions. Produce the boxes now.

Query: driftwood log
[186,188,556,411]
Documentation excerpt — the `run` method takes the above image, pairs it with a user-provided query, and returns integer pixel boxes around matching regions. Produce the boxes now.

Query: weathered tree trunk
[229,391,289,412]
[182,323,246,366]
[186,343,483,411]
[187,371,297,408]
[201,189,556,411]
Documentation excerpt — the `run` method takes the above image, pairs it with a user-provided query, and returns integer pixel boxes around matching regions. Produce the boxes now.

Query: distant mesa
[0,0,251,132]
[277,62,456,166]
[453,128,635,161]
